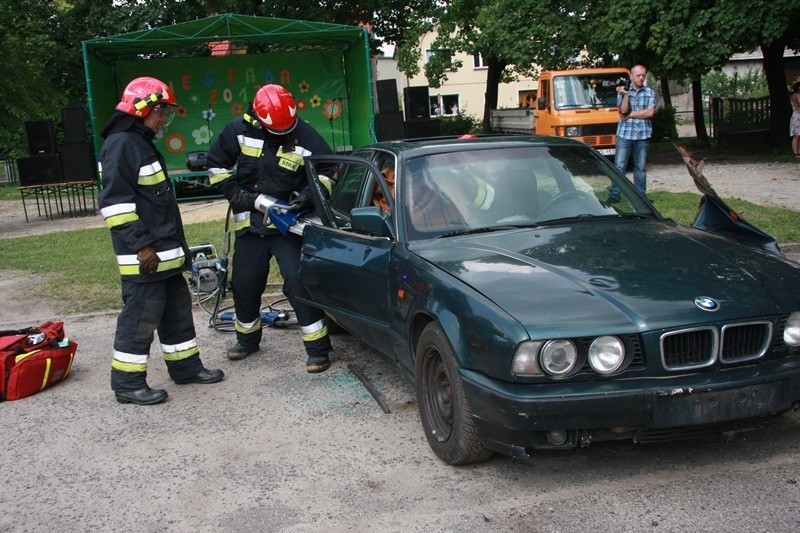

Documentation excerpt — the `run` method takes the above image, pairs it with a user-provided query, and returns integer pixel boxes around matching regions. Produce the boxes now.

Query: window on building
[473,53,487,69]
[429,94,461,116]
[425,48,454,70]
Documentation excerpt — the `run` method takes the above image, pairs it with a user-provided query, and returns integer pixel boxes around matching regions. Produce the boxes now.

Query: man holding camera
[610,64,656,201]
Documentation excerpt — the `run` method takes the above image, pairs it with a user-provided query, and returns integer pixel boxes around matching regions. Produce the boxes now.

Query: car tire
[415,322,494,465]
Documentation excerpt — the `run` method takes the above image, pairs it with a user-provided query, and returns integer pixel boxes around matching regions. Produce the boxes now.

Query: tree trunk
[760,41,791,149]
[483,57,505,133]
[660,77,672,108]
[692,78,709,142]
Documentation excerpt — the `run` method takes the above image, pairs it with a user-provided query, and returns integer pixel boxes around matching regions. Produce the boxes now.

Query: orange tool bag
[0,321,77,401]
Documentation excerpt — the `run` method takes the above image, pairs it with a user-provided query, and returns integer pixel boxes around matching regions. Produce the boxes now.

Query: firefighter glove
[230,189,258,212]
[286,188,312,212]
[137,245,160,275]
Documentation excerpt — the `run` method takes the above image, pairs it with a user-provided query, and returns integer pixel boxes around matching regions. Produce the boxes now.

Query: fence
[710,96,770,138]
[1,159,17,184]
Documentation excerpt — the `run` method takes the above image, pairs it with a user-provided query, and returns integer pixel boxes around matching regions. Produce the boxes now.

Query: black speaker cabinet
[375,112,405,141]
[404,118,442,139]
[186,151,208,171]
[61,107,88,143]
[18,154,63,186]
[59,142,96,182]
[25,119,57,155]
[376,79,400,113]
[403,86,431,121]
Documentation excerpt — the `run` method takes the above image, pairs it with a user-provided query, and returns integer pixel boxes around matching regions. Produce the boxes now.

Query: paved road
[1,155,800,531]
[1,300,799,532]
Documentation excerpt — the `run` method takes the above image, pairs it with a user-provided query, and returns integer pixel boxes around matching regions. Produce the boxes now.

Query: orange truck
[490,67,631,156]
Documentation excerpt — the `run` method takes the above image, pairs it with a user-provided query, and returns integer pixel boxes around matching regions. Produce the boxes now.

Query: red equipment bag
[0,321,78,401]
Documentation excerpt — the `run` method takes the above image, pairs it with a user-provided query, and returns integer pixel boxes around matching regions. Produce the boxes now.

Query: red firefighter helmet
[116,76,177,117]
[252,84,298,135]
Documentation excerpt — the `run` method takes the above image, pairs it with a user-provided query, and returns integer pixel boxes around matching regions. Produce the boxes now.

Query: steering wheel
[540,190,596,213]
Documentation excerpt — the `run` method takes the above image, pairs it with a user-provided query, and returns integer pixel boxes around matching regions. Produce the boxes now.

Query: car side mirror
[351,206,392,237]
[537,97,547,111]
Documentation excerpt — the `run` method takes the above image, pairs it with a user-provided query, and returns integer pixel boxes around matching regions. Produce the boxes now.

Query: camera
[615,78,629,89]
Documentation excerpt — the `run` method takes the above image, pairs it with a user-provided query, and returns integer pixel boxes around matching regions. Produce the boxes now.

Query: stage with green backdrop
[82,13,375,178]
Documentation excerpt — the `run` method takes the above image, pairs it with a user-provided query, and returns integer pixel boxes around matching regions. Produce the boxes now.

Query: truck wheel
[415,322,494,465]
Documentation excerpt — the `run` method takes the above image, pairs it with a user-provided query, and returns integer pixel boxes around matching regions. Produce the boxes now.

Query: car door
[299,154,397,358]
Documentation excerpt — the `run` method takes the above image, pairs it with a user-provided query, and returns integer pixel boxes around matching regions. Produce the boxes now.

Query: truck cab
[535,68,629,155]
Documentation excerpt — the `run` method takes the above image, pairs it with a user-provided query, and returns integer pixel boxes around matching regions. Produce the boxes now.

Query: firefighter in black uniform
[206,84,334,372]
[99,76,224,405]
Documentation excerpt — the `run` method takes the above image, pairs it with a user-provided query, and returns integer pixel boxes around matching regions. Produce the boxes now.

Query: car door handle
[301,244,317,257]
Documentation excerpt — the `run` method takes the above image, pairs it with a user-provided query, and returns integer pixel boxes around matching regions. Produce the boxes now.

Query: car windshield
[553,74,626,109]
[403,144,656,240]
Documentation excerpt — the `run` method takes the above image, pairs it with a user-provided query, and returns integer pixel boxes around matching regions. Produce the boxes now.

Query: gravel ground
[1,153,799,531]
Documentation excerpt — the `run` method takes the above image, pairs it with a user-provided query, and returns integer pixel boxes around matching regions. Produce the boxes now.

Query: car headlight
[565,126,580,137]
[588,336,625,374]
[512,341,543,376]
[784,312,800,347]
[539,339,578,377]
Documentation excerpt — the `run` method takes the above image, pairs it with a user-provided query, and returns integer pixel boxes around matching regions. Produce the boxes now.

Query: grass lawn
[1,192,799,315]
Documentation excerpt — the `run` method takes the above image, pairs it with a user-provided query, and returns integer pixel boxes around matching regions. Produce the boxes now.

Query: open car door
[298,155,398,358]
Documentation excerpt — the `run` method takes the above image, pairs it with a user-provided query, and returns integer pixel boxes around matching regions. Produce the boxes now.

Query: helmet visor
[153,104,176,127]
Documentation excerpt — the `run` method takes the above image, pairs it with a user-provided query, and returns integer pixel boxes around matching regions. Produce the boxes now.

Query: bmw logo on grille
[694,296,719,311]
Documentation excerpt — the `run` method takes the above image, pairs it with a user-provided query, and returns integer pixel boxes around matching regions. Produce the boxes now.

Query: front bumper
[461,357,800,457]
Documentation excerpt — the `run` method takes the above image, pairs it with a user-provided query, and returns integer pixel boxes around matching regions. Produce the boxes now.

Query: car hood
[412,220,800,335]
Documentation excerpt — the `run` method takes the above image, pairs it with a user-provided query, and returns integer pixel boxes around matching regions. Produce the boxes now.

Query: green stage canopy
[83,13,376,170]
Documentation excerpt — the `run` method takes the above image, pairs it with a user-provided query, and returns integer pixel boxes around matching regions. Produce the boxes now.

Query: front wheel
[415,322,494,465]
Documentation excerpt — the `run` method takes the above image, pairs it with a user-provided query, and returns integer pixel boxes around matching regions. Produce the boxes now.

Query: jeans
[614,137,650,194]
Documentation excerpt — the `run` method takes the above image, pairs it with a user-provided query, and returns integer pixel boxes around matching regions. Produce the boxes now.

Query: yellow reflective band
[101,203,136,218]
[117,254,185,276]
[163,345,199,361]
[138,170,167,186]
[40,358,51,390]
[301,325,328,342]
[113,350,148,364]
[105,212,139,229]
[233,211,251,231]
[318,175,333,195]
[15,349,41,363]
[235,316,261,334]
[162,339,198,361]
[65,349,75,379]
[156,256,186,272]
[111,360,148,373]
[238,135,263,158]
[277,148,304,172]
[208,168,232,185]
[473,179,487,207]
[138,162,166,186]
[472,179,495,210]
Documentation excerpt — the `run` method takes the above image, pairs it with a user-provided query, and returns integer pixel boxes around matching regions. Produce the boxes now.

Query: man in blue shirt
[610,64,656,200]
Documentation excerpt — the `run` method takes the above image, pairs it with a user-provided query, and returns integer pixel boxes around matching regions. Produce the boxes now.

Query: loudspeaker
[17,154,63,186]
[59,142,96,182]
[403,86,431,121]
[186,151,208,171]
[61,107,88,143]
[404,118,442,139]
[376,79,399,113]
[25,119,57,156]
[375,112,405,141]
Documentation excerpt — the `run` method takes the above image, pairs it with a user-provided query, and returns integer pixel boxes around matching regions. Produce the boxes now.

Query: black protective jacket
[98,112,190,282]
[205,116,334,236]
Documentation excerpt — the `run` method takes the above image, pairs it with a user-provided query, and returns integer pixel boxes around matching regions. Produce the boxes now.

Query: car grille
[720,322,771,362]
[661,321,773,370]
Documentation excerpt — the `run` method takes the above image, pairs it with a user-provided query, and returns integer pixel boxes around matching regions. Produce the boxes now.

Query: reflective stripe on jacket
[98,120,189,281]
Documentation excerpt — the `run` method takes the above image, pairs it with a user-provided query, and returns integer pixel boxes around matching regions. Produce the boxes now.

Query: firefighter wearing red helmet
[98,76,224,405]
[206,84,335,372]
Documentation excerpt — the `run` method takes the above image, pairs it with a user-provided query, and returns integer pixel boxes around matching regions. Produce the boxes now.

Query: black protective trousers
[231,231,331,357]
[110,275,204,392]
